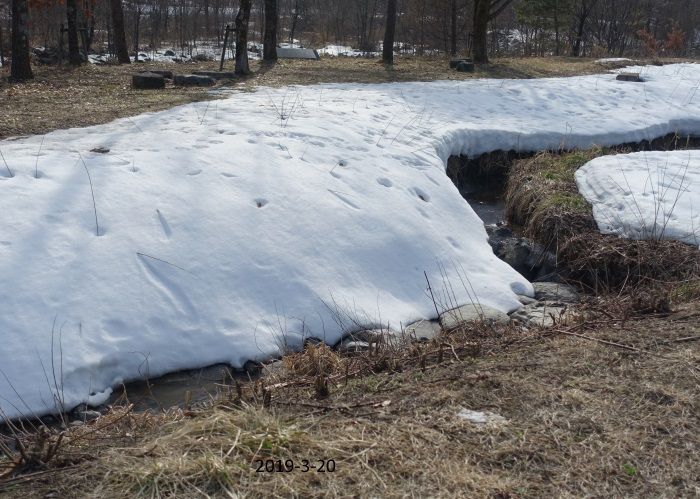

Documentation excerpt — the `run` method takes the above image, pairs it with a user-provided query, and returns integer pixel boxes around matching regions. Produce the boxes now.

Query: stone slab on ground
[173,74,216,87]
[192,71,237,79]
[149,70,174,79]
[132,72,166,89]
[440,304,510,329]
[456,62,475,73]
[277,47,320,60]
[616,72,643,82]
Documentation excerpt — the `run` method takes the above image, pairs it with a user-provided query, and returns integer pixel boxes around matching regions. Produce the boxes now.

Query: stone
[509,301,571,327]
[404,320,442,341]
[336,340,371,354]
[276,47,321,60]
[616,72,643,82]
[440,304,510,329]
[149,70,174,79]
[192,71,237,80]
[164,49,176,57]
[242,360,263,375]
[488,233,558,282]
[456,62,475,73]
[90,146,110,154]
[132,72,166,90]
[532,282,579,303]
[173,74,216,87]
[449,58,471,69]
[517,294,538,306]
[262,360,289,379]
[341,329,394,343]
[74,409,101,421]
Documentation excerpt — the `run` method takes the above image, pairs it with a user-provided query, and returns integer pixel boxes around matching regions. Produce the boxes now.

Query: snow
[576,150,700,247]
[2,63,700,421]
[595,57,634,64]
[317,45,368,57]
[87,45,261,65]
[457,408,507,425]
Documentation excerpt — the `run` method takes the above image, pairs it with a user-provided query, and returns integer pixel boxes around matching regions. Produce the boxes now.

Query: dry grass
[2,302,698,498]
[3,56,691,140]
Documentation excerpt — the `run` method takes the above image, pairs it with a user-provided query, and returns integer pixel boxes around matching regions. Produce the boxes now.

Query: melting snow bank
[576,150,700,247]
[2,64,700,421]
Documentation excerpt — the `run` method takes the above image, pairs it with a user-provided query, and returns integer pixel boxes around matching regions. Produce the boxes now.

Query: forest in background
[0,0,698,69]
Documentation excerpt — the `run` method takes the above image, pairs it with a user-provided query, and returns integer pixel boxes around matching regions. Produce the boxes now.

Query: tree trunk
[473,0,513,63]
[235,0,251,75]
[450,0,457,56]
[382,0,396,64]
[472,0,490,63]
[109,0,130,63]
[10,0,33,81]
[263,0,277,61]
[0,19,5,68]
[133,7,141,61]
[66,0,81,65]
[289,0,299,44]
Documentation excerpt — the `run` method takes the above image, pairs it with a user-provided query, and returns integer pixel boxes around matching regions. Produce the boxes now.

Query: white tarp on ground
[1,63,700,420]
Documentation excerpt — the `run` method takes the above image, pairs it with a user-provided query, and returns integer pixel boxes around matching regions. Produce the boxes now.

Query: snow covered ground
[1,63,700,421]
[577,150,700,247]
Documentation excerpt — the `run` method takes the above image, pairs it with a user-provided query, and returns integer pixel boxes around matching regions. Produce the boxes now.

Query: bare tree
[110,0,131,63]
[450,0,457,56]
[235,0,251,75]
[10,0,33,81]
[263,0,278,61]
[382,0,397,64]
[473,0,513,63]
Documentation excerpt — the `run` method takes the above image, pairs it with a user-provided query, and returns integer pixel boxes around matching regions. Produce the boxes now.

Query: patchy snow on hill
[576,150,700,247]
[1,63,700,421]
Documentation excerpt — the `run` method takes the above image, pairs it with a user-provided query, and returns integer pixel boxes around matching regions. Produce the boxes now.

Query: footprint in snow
[377,177,393,188]
[255,198,268,208]
[411,187,431,202]
[187,169,202,176]
[156,209,172,238]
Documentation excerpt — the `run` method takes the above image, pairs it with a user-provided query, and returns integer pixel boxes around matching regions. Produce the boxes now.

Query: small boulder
[336,340,371,355]
[509,301,571,327]
[404,320,441,341]
[73,408,101,422]
[532,282,579,303]
[456,62,475,73]
[449,58,471,69]
[173,74,216,87]
[440,304,510,329]
[132,72,165,89]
